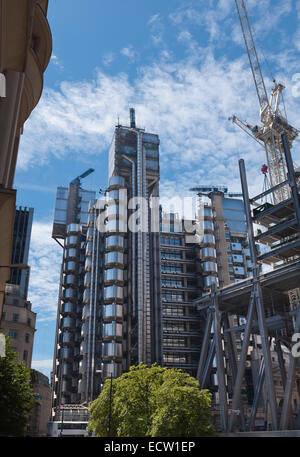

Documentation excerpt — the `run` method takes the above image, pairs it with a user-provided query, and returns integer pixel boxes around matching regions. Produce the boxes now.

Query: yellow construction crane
[230,0,299,204]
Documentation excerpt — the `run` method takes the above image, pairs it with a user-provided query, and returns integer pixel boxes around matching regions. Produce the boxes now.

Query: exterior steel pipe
[121,154,136,317]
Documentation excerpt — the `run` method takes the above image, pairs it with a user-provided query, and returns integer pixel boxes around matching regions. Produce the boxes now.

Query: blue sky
[16,0,300,379]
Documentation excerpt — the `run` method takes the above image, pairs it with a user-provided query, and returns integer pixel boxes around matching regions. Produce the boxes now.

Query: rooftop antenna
[130,108,136,128]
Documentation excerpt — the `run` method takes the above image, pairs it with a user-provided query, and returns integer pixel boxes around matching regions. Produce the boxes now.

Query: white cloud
[31,359,53,379]
[18,45,300,200]
[121,45,138,62]
[51,54,64,70]
[103,52,115,66]
[28,221,62,323]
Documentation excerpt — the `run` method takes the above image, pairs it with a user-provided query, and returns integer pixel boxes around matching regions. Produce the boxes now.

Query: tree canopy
[0,333,35,436]
[88,363,215,437]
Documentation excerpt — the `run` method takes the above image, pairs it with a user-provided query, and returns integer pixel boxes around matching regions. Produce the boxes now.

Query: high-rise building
[0,0,52,321]
[0,206,36,368]
[50,112,252,431]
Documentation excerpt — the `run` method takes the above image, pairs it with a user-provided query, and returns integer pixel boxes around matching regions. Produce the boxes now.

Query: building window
[23,350,28,362]
[163,337,185,347]
[160,251,182,260]
[13,313,19,322]
[25,333,30,343]
[161,264,183,274]
[163,322,185,332]
[13,299,19,306]
[162,293,184,302]
[8,330,18,339]
[163,306,184,316]
[163,353,187,364]
[162,279,183,288]
[160,237,181,246]
[2,312,5,321]
[27,318,32,327]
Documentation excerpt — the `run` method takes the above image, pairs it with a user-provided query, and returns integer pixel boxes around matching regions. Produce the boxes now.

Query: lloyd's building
[51,110,162,419]
[50,111,252,435]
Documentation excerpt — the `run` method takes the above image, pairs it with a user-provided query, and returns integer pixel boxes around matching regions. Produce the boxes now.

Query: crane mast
[233,0,299,203]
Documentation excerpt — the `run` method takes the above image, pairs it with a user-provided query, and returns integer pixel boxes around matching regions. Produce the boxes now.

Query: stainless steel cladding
[103,322,123,339]
[66,235,78,247]
[204,276,218,288]
[103,303,123,321]
[61,331,75,344]
[108,176,126,190]
[62,317,76,328]
[85,257,92,272]
[82,305,90,318]
[67,224,82,234]
[201,247,217,260]
[81,322,89,336]
[105,235,125,251]
[202,262,218,274]
[80,340,88,353]
[64,261,77,273]
[65,274,78,286]
[104,285,124,302]
[84,272,91,287]
[201,234,216,246]
[79,357,87,373]
[105,218,127,234]
[63,288,78,300]
[102,363,122,379]
[105,251,125,267]
[104,268,124,284]
[86,242,93,256]
[62,302,77,314]
[203,206,213,219]
[65,248,79,260]
[103,341,122,358]
[201,220,214,232]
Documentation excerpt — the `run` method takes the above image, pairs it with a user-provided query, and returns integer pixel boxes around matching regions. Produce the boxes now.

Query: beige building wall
[0,286,36,368]
[0,0,52,321]
[27,370,52,437]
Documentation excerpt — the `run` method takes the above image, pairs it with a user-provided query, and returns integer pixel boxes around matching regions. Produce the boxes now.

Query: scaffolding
[195,133,300,433]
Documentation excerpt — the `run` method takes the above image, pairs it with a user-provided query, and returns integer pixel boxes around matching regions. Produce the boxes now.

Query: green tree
[88,363,215,437]
[0,333,35,436]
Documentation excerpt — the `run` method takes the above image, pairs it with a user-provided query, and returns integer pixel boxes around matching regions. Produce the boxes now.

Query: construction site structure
[231,0,299,205]
[194,133,300,433]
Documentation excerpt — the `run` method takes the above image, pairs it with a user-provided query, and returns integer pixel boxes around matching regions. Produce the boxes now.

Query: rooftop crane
[70,168,95,185]
[230,0,299,204]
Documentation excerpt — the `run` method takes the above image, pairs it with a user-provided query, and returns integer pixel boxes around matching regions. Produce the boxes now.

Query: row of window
[2,313,32,326]
[163,306,184,316]
[162,279,183,288]
[163,337,186,347]
[163,322,185,332]
[161,251,182,260]
[161,264,183,274]
[160,237,181,246]
[8,329,30,342]
[162,293,184,302]
[163,354,187,364]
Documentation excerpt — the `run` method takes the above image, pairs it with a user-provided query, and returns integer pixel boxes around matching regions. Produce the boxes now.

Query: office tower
[52,175,96,409]
[0,206,36,368]
[10,207,34,299]
[0,1,52,320]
